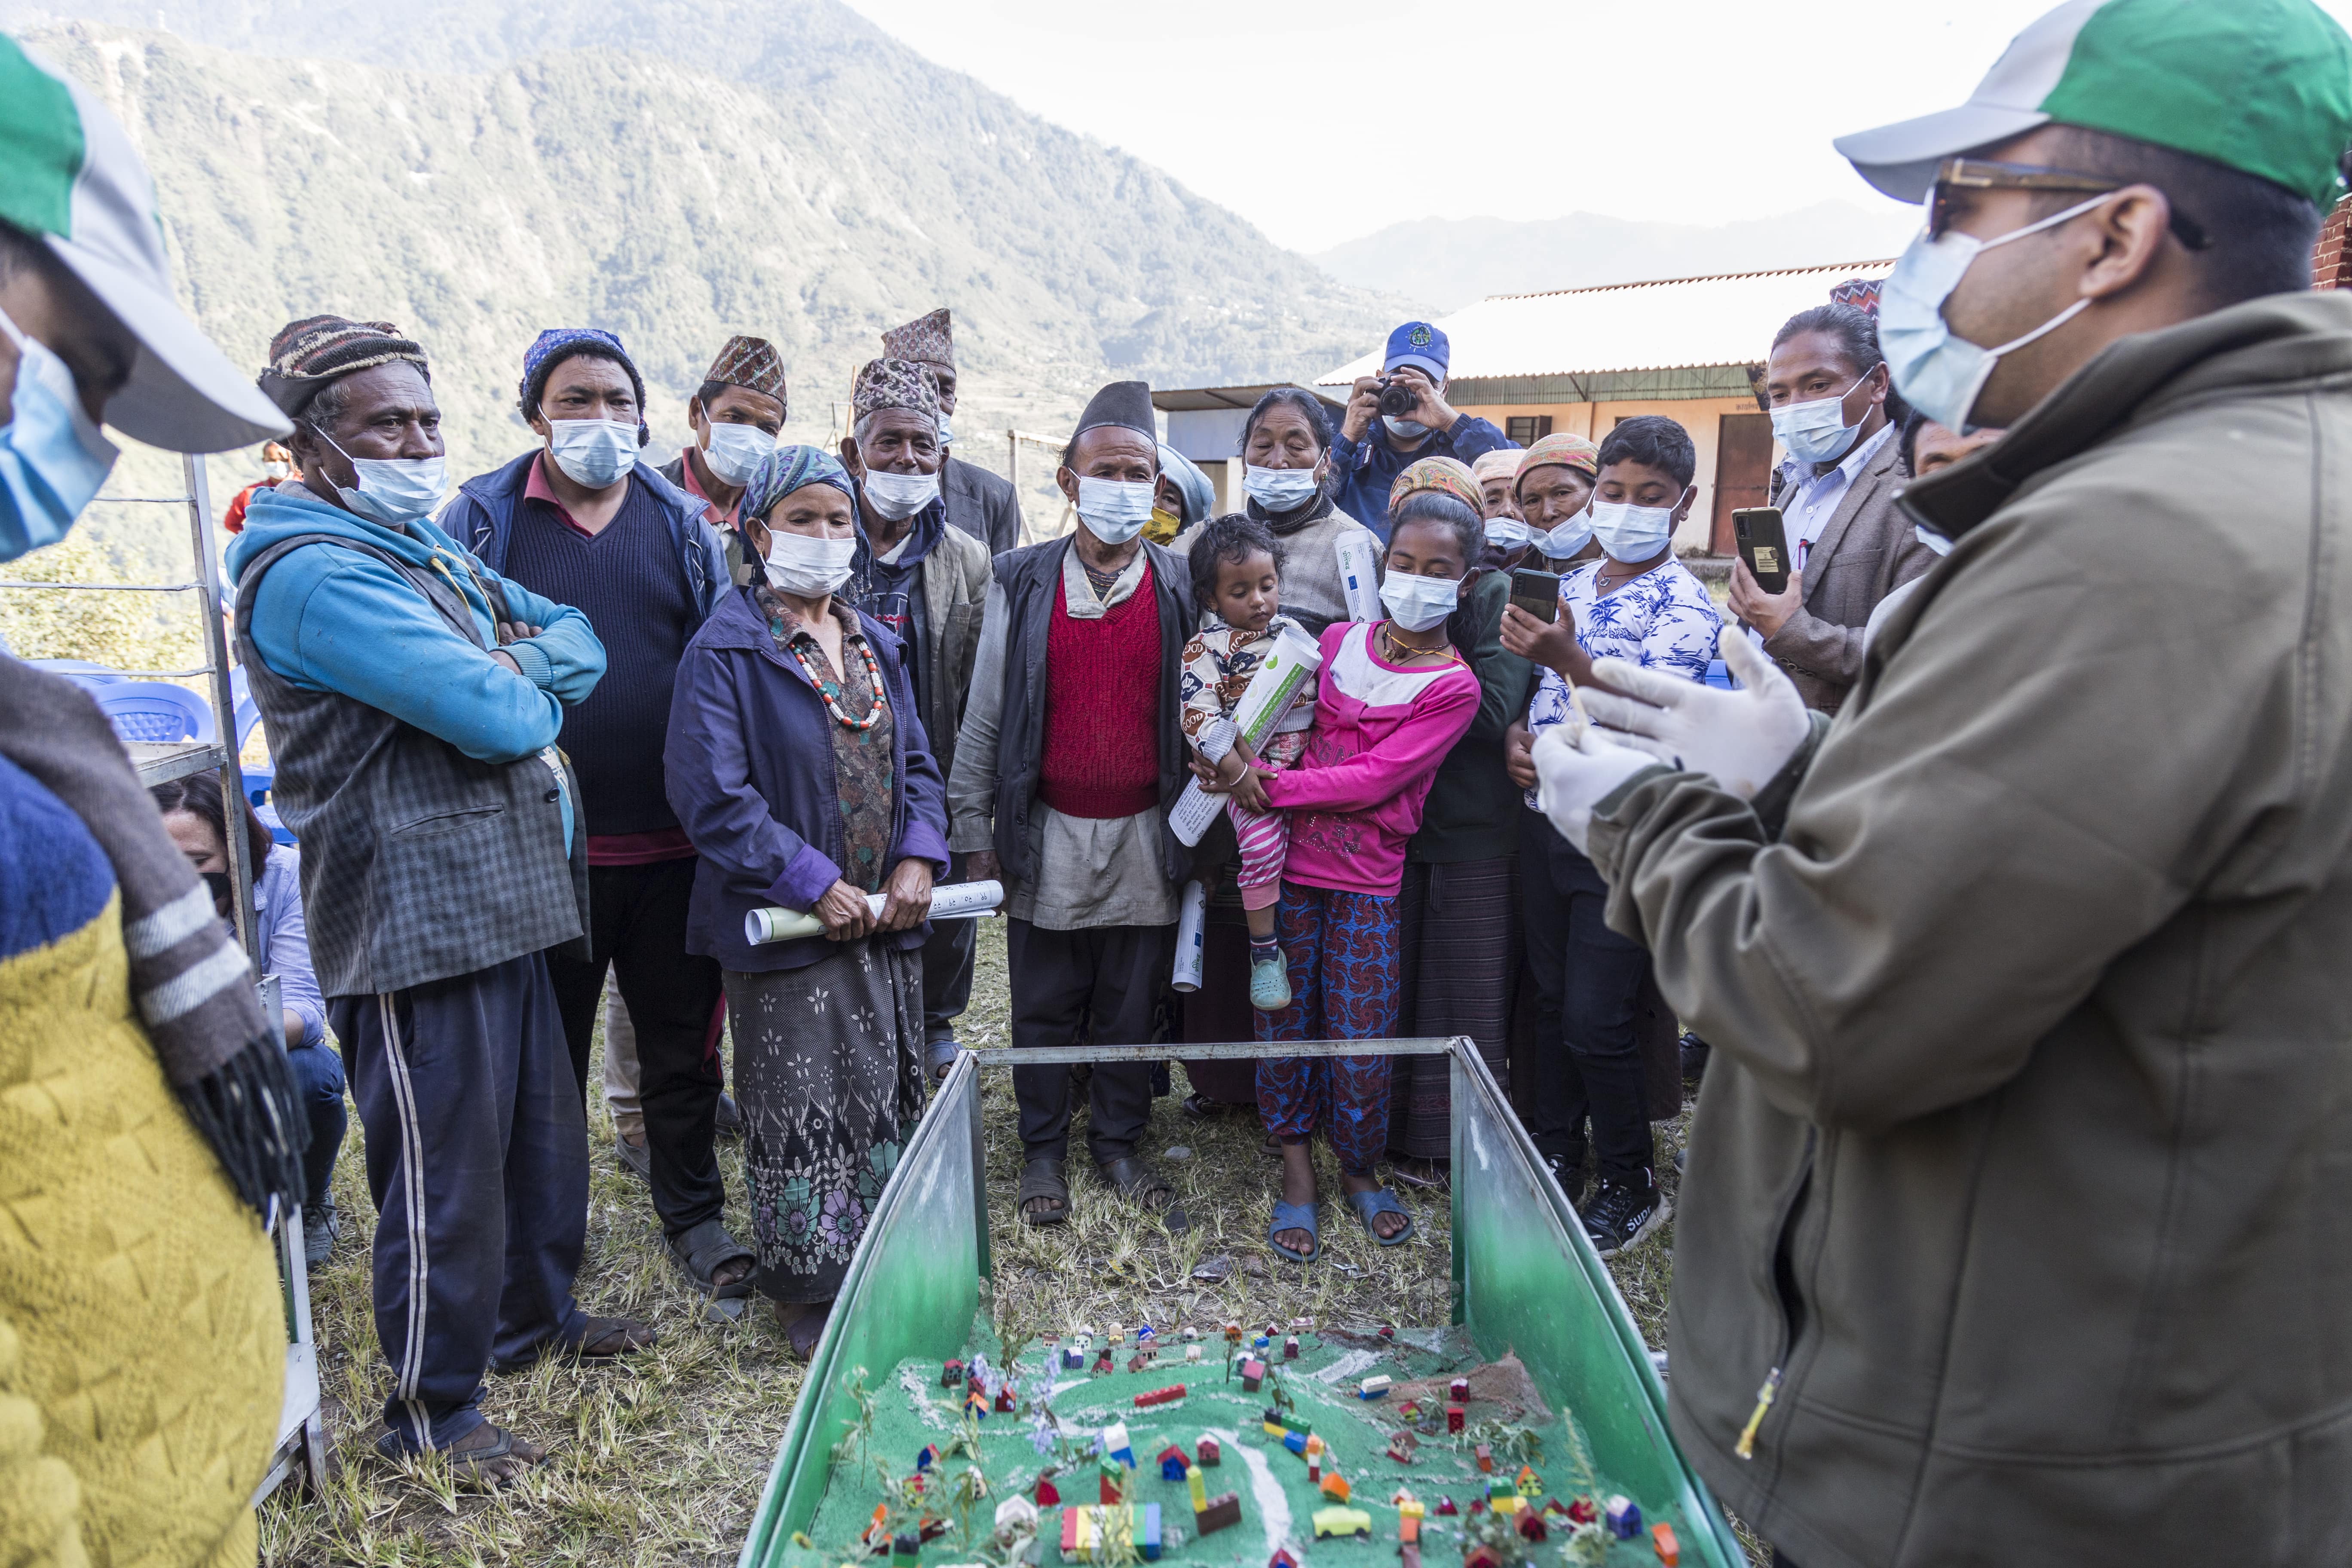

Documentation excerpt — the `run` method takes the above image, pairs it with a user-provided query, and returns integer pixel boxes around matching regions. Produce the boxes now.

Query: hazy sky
[841,0,2352,254]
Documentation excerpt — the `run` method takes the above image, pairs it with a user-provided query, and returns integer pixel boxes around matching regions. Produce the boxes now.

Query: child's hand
[1504,719,1537,790]
[1231,764,1276,815]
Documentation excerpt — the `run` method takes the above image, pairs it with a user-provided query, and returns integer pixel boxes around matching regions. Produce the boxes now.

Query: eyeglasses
[1928,158,2208,251]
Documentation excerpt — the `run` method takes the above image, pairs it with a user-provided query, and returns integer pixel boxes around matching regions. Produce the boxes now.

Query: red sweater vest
[1038,564,1162,819]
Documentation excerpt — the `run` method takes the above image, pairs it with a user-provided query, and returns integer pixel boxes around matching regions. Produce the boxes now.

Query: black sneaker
[1580,1170,1670,1258]
[1541,1154,1586,1210]
[714,1091,746,1141]
[1678,1031,1712,1086]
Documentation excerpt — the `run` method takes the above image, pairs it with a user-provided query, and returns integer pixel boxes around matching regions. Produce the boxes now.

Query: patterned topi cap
[851,357,941,425]
[881,308,954,370]
[703,335,787,413]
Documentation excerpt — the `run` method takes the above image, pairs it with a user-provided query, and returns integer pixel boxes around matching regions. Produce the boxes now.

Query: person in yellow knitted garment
[0,31,308,1563]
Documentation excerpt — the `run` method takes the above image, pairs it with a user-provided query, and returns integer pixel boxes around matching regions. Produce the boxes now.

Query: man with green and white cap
[1,32,305,1568]
[1528,3,2352,1564]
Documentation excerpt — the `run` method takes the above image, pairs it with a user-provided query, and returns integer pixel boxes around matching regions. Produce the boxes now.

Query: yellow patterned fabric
[0,888,281,1568]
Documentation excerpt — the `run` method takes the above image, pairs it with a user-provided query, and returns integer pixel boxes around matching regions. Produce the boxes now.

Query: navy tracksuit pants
[330,950,588,1452]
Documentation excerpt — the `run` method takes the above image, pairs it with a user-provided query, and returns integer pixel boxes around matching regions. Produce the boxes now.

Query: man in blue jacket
[1329,321,1515,541]
[441,328,754,1305]
[229,315,649,1488]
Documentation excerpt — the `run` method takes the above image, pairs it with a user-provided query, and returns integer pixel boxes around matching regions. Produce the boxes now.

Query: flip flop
[1019,1157,1070,1227]
[925,1038,959,1081]
[666,1216,756,1300]
[1098,1155,1190,1232]
[1344,1186,1415,1246]
[1268,1199,1320,1264]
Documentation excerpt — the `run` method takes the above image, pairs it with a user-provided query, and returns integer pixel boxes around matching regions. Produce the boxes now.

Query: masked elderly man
[835,356,992,1078]
[0,34,306,1559]
[1532,4,2352,1565]
[881,308,1023,554]
[660,333,789,584]
[948,380,1193,1230]
[1329,320,1514,542]
[231,315,655,1488]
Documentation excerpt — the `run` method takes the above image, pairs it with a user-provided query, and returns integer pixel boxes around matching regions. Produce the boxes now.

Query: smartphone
[1509,567,1560,624]
[1733,507,1791,594]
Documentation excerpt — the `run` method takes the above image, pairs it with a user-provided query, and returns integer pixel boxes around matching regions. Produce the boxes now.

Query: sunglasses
[1927,158,2209,251]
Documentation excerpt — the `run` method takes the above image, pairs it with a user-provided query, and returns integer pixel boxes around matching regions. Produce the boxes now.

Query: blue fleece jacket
[225,483,607,776]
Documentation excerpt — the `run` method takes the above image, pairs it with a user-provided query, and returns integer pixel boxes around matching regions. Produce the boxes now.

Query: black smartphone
[1509,567,1560,624]
[1733,506,1791,594]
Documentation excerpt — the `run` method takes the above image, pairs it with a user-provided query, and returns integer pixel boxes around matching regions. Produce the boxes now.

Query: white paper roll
[1171,879,1207,992]
[1336,532,1381,623]
[1170,623,1325,848]
[744,879,1005,946]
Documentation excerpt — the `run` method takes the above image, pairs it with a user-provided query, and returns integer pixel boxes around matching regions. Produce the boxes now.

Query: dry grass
[260,920,1727,1565]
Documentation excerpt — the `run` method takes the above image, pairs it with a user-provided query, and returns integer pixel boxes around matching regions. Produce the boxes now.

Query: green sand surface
[784,1318,1686,1568]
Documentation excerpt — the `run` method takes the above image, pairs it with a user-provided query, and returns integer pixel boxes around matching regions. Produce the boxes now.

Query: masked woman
[665,445,948,1355]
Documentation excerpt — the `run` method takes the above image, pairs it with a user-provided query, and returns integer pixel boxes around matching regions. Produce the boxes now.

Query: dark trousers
[1519,809,1654,1180]
[1007,917,1170,1163]
[330,951,588,1452]
[286,1039,348,1210]
[544,857,728,1240]
[922,853,978,1044]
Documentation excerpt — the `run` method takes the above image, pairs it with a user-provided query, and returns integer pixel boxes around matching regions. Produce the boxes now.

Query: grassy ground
[259,920,1719,1565]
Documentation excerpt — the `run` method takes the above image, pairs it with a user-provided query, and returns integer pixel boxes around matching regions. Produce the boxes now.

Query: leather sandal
[375,1423,546,1491]
[666,1216,756,1299]
[1097,1155,1189,1232]
[1019,1157,1070,1227]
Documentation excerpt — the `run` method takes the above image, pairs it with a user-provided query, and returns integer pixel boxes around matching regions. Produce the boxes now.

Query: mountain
[1311,202,1920,313]
[4,1,1406,494]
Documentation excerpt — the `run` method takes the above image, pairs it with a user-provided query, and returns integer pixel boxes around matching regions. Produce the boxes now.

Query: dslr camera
[1373,377,1423,419]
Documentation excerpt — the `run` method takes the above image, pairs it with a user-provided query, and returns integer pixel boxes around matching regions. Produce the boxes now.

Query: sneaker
[614,1131,651,1180]
[714,1092,745,1140]
[1249,953,1292,1011]
[1540,1154,1586,1210]
[302,1203,340,1268]
[1579,1170,1671,1259]
[1678,1031,1712,1086]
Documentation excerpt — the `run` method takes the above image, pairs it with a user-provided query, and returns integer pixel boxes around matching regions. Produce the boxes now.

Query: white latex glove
[1576,626,1812,801]
[1532,707,1659,854]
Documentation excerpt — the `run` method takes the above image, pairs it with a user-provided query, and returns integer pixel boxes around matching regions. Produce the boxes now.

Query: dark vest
[233,533,590,997]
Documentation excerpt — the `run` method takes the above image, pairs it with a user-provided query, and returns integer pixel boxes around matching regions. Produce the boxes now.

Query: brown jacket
[1760,426,1937,711]
[1589,291,2352,1568]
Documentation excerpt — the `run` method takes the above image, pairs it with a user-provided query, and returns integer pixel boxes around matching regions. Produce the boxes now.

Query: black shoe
[1678,1031,1711,1086]
[1180,1091,1223,1121]
[714,1092,745,1141]
[1580,1169,1670,1259]
[1540,1154,1585,1210]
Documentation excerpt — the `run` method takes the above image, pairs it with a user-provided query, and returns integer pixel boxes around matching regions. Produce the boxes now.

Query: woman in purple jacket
[665,445,949,1356]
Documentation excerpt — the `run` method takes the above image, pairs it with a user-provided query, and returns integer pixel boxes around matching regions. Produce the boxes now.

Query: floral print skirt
[725,941,925,1304]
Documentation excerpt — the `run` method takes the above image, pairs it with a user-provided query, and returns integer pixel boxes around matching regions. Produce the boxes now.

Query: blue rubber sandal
[1345,1187,1415,1246]
[1268,1200,1320,1264]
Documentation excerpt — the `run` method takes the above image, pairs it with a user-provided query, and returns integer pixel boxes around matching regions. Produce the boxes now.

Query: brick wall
[2314,195,2352,288]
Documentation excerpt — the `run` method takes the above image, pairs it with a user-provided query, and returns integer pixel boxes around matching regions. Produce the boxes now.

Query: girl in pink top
[1233,468,1482,1262]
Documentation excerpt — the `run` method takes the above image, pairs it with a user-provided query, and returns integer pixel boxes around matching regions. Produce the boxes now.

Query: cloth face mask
[319,430,447,527]
[0,303,118,562]
[1075,477,1157,545]
[546,418,638,489]
[862,468,940,522]
[1378,570,1460,632]
[1589,500,1675,562]
[1770,374,1874,466]
[701,421,775,487]
[764,530,858,597]
[1244,463,1320,512]
[1880,193,2107,433]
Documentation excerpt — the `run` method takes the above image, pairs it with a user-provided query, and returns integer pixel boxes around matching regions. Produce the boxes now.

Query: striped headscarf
[1387,455,1482,513]
[741,444,861,528]
[1515,432,1601,488]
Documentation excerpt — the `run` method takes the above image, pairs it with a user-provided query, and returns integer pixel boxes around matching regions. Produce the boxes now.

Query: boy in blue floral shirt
[1500,416,1721,1254]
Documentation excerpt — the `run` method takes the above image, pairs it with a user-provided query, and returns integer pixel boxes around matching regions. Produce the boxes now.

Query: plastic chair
[230,665,263,753]
[93,681,217,745]
[1703,659,1733,690]
[255,798,296,848]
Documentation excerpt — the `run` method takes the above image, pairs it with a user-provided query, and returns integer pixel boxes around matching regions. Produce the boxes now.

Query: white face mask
[764,529,858,597]
[263,461,291,481]
[1535,513,1594,561]
[1378,570,1459,632]
[1484,517,1533,551]
[1075,476,1157,545]
[319,430,445,526]
[862,467,940,522]
[1244,463,1320,512]
[1590,499,1676,562]
[546,418,638,489]
[701,421,775,487]
[1382,415,1432,442]
[935,416,955,447]
[1770,374,1873,467]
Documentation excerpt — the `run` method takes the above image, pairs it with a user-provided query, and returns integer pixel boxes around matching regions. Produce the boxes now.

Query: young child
[1179,514,1309,1011]
[1248,459,1484,1262]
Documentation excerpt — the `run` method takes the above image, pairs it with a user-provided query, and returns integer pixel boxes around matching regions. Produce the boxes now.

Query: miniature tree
[840,1366,878,1469]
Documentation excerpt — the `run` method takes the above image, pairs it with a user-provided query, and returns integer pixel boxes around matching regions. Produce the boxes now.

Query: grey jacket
[916,521,992,781]
[1588,291,2352,1568]
[943,453,1023,556]
[1760,428,1937,712]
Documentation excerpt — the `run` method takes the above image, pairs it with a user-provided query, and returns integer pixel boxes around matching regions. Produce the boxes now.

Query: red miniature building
[1240,1357,1267,1392]
[1449,1377,1470,1402]
[1435,1497,1458,1517]
[1464,1545,1502,1568]
[1517,1512,1547,1543]
[1566,1498,1596,1525]
[1036,1477,1061,1506]
[995,1386,1016,1412]
[1445,1403,1465,1434]
[943,1359,964,1387]
[1196,1436,1221,1467]
[1270,1549,1298,1568]
[1651,1522,1681,1565]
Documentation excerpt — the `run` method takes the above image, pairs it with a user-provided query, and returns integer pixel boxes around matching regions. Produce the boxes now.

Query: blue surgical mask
[1378,570,1460,632]
[935,416,955,447]
[1589,499,1676,562]
[546,417,638,488]
[318,430,446,526]
[1075,477,1156,545]
[1880,193,2106,434]
[0,303,119,563]
[1770,374,1873,466]
[1535,513,1594,561]
[1244,463,1320,513]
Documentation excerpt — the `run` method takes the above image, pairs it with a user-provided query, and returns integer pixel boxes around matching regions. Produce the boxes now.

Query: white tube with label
[1171,879,1207,992]
[1336,531,1381,623]
[1168,622,1325,848]
[744,879,1004,946]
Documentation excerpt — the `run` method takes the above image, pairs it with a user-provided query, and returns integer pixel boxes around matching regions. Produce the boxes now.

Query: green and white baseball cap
[1835,0,2352,210]
[0,34,288,452]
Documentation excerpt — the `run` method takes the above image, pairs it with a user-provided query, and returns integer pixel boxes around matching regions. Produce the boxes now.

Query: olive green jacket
[1588,291,2352,1568]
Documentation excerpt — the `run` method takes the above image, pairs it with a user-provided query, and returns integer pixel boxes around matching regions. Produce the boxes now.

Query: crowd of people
[9,0,2352,1563]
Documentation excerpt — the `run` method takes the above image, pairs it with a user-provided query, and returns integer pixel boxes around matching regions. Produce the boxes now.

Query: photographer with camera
[1331,321,1515,542]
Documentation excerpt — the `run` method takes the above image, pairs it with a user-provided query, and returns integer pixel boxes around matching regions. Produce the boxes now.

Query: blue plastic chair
[230,665,263,753]
[1703,659,1734,690]
[94,681,217,745]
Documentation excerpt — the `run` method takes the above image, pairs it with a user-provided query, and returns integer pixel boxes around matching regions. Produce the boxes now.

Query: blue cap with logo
[1383,321,1449,382]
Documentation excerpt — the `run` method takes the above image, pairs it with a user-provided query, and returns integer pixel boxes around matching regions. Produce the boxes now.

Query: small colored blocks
[1491,1494,1525,1517]
[1400,1544,1422,1568]
[966,1388,989,1419]
[1186,1462,1208,1511]
[1449,1378,1470,1402]
[943,1359,965,1387]
[1134,1384,1186,1409]
[1283,1335,1300,1360]
[1652,1522,1681,1565]
[1099,1461,1124,1506]
[1194,1491,1241,1535]
[1319,1472,1351,1504]
[1606,1495,1642,1540]
[1101,1422,1133,1467]
[1059,1503,1162,1563]
[891,1533,920,1568]
[1195,1436,1220,1467]
[1138,1325,1155,1344]
[1106,1323,1123,1345]
[1252,1335,1271,1352]
[1474,1443,1493,1473]
[1399,1513,1421,1544]
[916,1443,939,1472]
[1378,1324,1396,1340]
[1062,1345,1087,1370]
[1158,1445,1189,1481]
[1445,1403,1465,1433]
[1312,1506,1371,1540]
[1385,1430,1418,1464]
[1282,1431,1307,1457]
[1359,1374,1391,1400]
[1093,1351,1114,1375]
[1240,1357,1266,1392]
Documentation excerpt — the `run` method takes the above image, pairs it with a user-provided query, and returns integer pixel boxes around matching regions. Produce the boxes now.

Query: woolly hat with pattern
[1515,432,1602,488]
[519,327,648,442]
[851,357,941,424]
[256,315,431,420]
[881,308,954,370]
[1387,455,1481,513]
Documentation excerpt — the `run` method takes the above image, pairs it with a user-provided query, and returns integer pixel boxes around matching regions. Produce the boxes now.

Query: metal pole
[1007,429,1022,547]
[184,453,256,964]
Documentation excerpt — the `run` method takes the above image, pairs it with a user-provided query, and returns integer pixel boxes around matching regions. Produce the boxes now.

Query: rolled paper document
[1171,879,1207,992]
[744,879,1004,946]
[1170,622,1324,848]
[1335,532,1381,623]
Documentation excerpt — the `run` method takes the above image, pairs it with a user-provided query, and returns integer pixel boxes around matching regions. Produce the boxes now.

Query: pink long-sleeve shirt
[1263,620,1480,897]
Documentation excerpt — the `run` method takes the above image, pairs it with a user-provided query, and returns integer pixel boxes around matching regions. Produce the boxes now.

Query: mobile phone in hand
[1733,507,1792,594]
[1509,567,1561,623]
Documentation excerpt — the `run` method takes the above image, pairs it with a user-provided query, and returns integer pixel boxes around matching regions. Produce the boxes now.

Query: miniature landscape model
[775,1313,1692,1568]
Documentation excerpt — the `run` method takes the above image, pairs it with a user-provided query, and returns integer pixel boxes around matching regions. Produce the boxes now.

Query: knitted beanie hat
[256,315,430,419]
